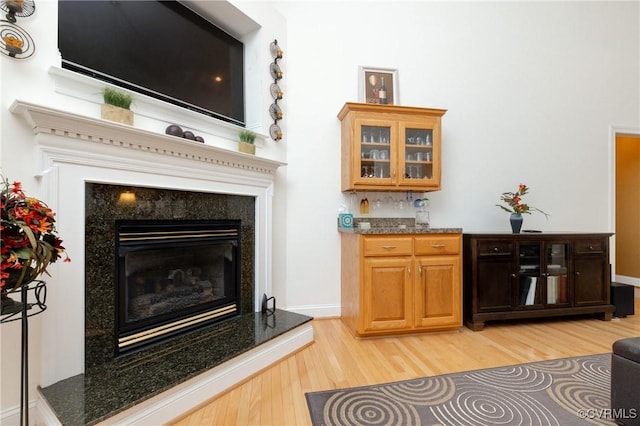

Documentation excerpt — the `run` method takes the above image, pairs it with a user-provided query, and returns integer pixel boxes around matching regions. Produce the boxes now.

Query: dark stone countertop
[338,217,462,235]
[39,310,312,426]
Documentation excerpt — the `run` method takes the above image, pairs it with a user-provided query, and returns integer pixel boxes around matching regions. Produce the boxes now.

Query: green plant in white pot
[238,129,256,155]
[101,87,134,125]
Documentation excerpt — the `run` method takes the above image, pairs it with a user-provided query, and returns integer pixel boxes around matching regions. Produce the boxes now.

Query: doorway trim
[609,125,640,286]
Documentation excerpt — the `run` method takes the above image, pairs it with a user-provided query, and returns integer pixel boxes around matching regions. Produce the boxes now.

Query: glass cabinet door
[399,122,437,186]
[356,120,393,184]
[517,243,542,307]
[545,242,569,305]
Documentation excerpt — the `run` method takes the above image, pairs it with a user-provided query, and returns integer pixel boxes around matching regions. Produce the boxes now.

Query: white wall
[273,1,640,316]
[1,0,639,420]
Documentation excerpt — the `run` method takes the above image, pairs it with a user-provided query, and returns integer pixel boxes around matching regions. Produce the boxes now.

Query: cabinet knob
[511,273,516,278]
[382,245,397,250]
[493,247,499,252]
[431,244,445,249]
[575,271,581,276]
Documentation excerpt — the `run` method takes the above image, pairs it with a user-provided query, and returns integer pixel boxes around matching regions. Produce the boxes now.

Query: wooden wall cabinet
[338,102,447,192]
[341,233,462,337]
[463,233,615,331]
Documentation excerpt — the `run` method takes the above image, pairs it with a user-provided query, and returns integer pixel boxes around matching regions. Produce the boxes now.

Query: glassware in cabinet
[358,123,392,181]
[400,125,436,184]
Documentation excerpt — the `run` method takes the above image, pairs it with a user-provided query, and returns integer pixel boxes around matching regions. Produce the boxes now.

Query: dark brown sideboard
[463,233,615,331]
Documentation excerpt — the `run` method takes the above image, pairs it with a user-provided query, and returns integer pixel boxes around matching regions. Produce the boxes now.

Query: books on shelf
[520,276,538,305]
[547,276,558,304]
[520,265,539,271]
[525,277,537,305]
[546,275,568,304]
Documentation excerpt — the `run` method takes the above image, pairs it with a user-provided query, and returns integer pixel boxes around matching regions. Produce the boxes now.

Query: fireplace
[115,220,241,355]
[85,183,256,368]
[11,100,314,425]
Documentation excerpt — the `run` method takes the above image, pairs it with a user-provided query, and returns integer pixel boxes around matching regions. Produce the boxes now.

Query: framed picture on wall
[358,66,398,105]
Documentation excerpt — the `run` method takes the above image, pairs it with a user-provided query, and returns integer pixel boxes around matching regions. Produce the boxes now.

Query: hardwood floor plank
[170,291,640,425]
[259,367,272,426]
[270,363,285,426]
[235,378,253,425]
[247,373,263,425]
[217,386,240,426]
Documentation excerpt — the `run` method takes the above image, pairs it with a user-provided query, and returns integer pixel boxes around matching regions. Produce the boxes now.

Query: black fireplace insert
[115,219,241,355]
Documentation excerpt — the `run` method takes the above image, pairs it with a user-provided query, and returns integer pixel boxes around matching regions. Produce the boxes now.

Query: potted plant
[496,184,549,233]
[1,176,70,314]
[101,87,134,125]
[238,129,256,155]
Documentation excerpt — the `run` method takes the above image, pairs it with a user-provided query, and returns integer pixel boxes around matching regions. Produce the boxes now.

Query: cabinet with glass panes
[338,103,447,192]
[516,241,570,308]
[463,233,614,331]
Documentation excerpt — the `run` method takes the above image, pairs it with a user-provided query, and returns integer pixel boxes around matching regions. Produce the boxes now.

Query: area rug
[306,354,616,426]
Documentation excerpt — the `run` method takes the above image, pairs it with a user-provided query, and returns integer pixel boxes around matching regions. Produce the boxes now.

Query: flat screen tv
[58,1,245,126]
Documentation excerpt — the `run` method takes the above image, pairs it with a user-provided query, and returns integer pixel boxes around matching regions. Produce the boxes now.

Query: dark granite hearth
[40,309,312,426]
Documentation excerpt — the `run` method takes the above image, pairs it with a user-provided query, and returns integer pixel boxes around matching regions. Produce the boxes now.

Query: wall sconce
[269,39,283,142]
[0,0,36,59]
[118,191,136,205]
[2,0,35,23]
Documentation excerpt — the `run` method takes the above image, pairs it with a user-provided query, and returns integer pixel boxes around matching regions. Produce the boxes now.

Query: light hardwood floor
[171,290,640,426]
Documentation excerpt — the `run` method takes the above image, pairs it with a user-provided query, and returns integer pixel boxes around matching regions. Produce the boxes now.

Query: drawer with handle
[363,237,413,256]
[575,240,606,255]
[477,241,513,256]
[414,235,461,256]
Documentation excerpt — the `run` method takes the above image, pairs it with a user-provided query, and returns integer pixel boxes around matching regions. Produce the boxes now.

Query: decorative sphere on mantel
[165,124,183,137]
[182,130,195,140]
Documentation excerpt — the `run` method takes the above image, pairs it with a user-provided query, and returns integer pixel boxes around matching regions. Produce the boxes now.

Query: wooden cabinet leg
[598,312,613,321]
[466,320,485,331]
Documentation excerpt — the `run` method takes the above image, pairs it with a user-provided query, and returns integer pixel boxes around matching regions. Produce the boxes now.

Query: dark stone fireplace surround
[84,183,257,367]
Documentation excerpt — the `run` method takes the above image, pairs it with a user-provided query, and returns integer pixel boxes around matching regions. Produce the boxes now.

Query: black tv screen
[58,1,245,125]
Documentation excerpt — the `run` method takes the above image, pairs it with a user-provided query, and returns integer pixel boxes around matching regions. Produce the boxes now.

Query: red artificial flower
[1,176,70,292]
[496,183,549,217]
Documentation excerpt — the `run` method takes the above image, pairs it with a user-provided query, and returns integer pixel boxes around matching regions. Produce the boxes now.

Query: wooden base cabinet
[341,233,462,337]
[463,233,615,331]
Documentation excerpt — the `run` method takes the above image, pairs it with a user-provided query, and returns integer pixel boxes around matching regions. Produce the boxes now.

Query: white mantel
[9,99,287,387]
[10,99,284,176]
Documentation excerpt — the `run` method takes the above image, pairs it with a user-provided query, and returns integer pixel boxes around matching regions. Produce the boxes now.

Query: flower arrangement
[496,184,549,217]
[1,175,70,293]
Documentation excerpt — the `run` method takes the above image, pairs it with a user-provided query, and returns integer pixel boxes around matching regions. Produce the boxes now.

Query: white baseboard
[0,399,37,426]
[35,394,60,426]
[32,323,314,426]
[614,275,640,287]
[285,303,341,318]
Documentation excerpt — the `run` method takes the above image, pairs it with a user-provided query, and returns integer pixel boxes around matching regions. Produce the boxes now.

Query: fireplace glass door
[116,220,241,355]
